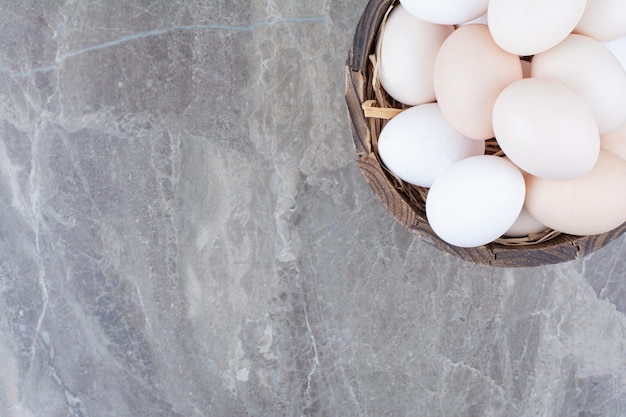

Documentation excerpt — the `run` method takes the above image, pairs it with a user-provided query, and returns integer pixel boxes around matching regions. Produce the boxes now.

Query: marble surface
[1,1,626,416]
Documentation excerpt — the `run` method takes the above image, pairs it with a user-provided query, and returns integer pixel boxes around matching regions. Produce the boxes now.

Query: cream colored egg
[377,104,485,188]
[531,34,626,135]
[488,0,587,55]
[433,24,523,140]
[525,150,626,236]
[601,121,626,161]
[377,4,454,106]
[492,78,600,181]
[400,0,489,25]
[503,208,548,238]
[574,0,626,41]
[426,156,525,248]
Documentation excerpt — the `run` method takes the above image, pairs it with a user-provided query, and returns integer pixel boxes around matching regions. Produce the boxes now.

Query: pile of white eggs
[375,0,626,248]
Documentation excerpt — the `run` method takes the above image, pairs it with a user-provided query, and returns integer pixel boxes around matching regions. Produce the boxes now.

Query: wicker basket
[345,0,626,267]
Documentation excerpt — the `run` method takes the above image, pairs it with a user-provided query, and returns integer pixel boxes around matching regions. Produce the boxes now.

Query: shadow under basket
[345,0,626,267]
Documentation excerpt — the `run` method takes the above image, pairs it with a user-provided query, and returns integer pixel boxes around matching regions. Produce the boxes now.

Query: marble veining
[1,1,626,416]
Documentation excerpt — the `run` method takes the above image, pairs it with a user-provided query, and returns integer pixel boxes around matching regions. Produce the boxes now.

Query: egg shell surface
[503,207,548,238]
[456,13,488,27]
[488,0,587,55]
[426,155,525,248]
[399,0,489,25]
[433,24,523,140]
[525,150,626,236]
[531,34,626,135]
[501,162,547,238]
[377,4,454,106]
[521,59,532,78]
[603,35,626,71]
[601,121,626,161]
[377,104,485,188]
[574,0,626,41]
[492,78,600,181]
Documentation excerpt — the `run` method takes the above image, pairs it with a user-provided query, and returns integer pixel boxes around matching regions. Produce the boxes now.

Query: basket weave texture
[345,0,626,267]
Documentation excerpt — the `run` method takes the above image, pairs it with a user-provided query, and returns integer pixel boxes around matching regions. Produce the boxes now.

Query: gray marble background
[1,1,625,416]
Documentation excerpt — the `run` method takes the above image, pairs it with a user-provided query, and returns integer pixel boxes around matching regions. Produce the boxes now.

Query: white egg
[377,4,454,106]
[493,78,600,181]
[400,0,489,25]
[488,0,587,55]
[426,156,526,248]
[531,34,626,135]
[574,0,626,42]
[378,104,485,188]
